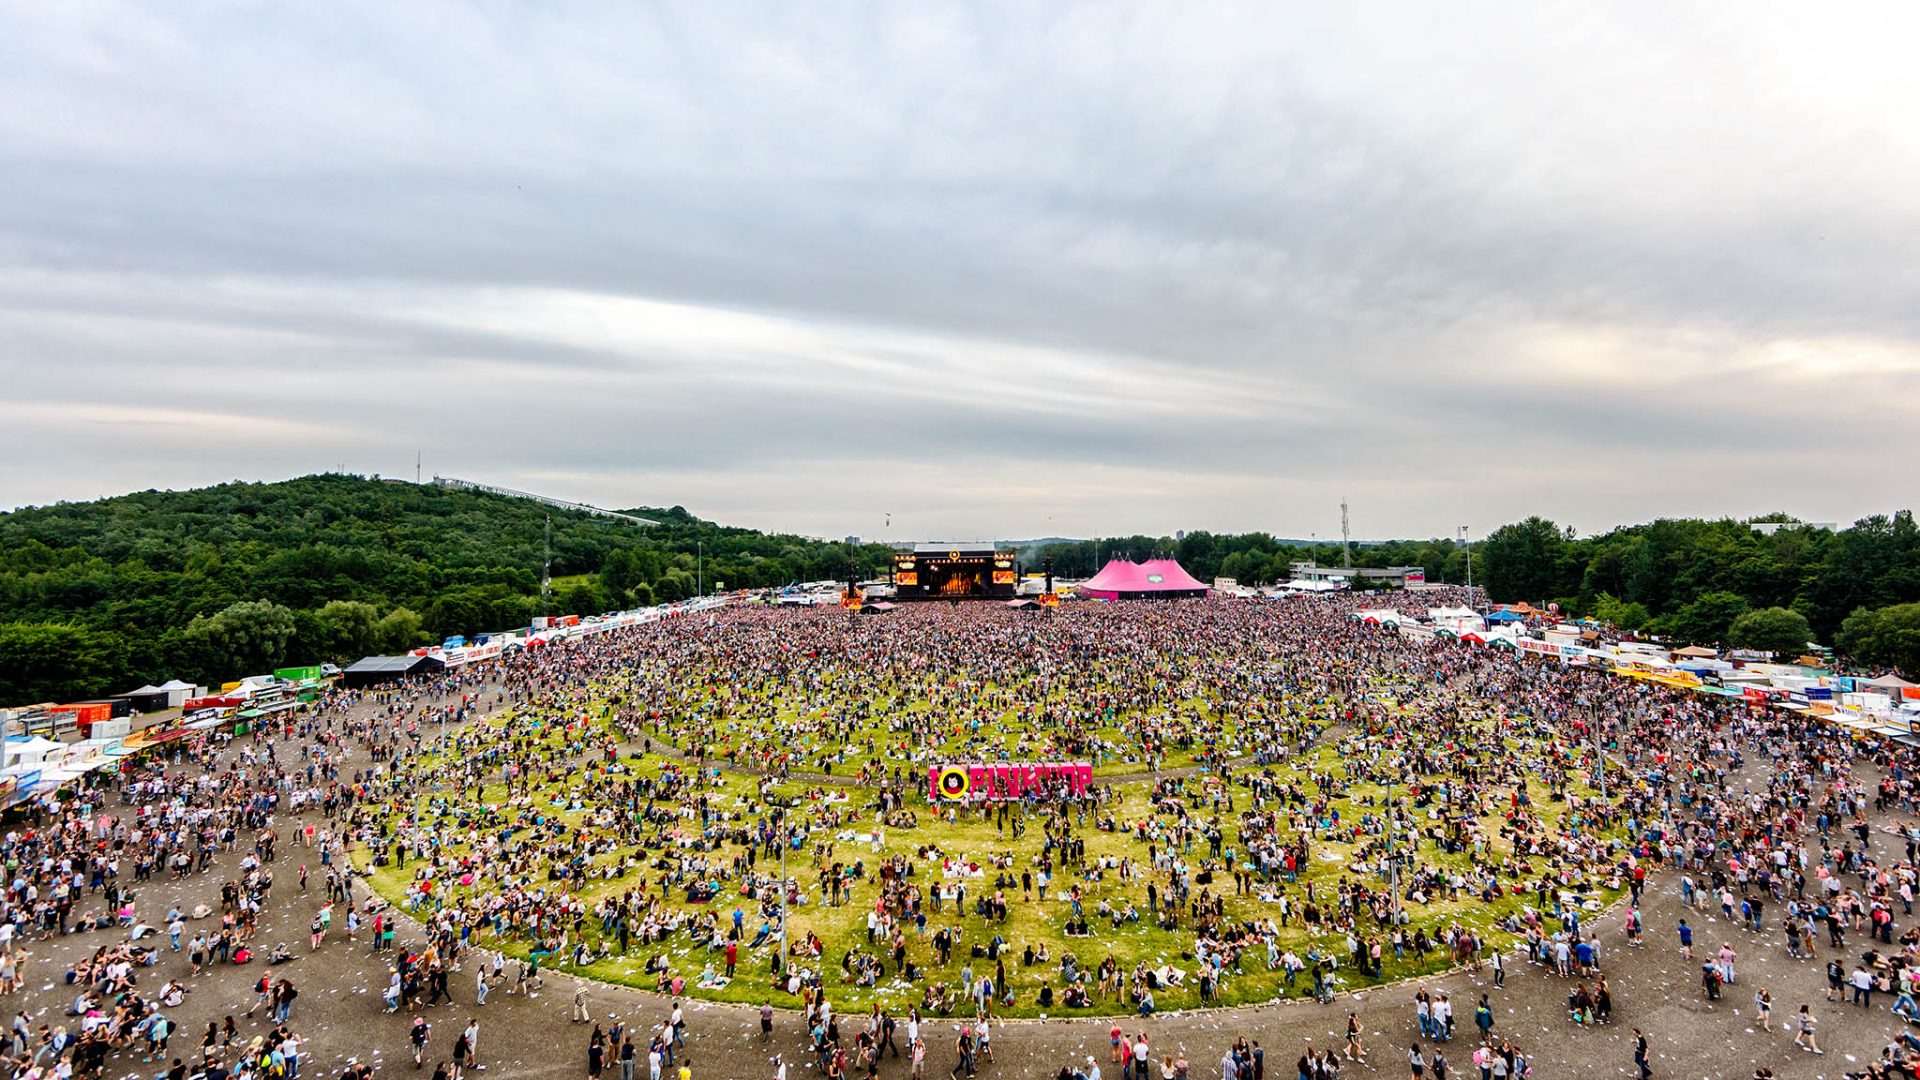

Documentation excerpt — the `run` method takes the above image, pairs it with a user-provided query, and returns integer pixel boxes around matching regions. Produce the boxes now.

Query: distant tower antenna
[541,515,552,617]
[416,451,422,485]
[1341,497,1352,568]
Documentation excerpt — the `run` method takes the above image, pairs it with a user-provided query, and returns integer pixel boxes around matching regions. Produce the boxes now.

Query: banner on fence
[929,762,1093,801]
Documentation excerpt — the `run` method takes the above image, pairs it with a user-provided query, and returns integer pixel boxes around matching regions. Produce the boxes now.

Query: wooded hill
[0,474,891,703]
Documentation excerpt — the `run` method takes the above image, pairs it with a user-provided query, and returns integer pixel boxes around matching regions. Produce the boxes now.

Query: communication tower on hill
[1341,498,1352,568]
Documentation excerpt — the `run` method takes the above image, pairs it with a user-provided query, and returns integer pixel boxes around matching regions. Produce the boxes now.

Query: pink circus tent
[1079,558,1210,600]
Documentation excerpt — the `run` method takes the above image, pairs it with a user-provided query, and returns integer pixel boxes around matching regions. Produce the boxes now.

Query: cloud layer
[3,2,1917,540]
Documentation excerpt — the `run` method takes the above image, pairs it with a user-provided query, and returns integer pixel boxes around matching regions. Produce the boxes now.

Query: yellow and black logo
[935,767,971,800]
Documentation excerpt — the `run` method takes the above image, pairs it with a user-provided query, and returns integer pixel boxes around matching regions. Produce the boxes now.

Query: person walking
[1792,1006,1823,1054]
[1631,1028,1651,1080]
[410,1016,431,1071]
[1408,1043,1426,1080]
[1117,1033,1139,1080]
[950,1027,975,1079]
[1851,964,1875,1008]
[587,1027,606,1078]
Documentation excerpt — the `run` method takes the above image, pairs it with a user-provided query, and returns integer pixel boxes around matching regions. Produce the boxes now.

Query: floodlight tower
[1340,498,1352,569]
[1458,525,1473,599]
[541,515,552,617]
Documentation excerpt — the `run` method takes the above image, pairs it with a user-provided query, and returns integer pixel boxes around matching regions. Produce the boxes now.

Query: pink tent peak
[1079,558,1210,600]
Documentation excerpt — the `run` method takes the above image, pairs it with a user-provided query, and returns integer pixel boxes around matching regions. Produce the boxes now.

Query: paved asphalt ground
[34,700,1920,1080]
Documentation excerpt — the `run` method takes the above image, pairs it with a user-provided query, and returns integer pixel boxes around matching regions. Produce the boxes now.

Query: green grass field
[349,678,1624,1018]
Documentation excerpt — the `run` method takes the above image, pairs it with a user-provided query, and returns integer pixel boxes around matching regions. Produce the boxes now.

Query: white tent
[1427,606,1486,634]
[155,679,198,706]
[6,737,63,762]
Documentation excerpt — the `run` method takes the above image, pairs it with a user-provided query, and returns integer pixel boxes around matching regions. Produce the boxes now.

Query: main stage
[891,542,1018,600]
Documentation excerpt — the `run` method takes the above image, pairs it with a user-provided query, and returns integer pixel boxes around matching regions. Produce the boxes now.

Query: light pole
[846,552,859,625]
[1043,555,1056,619]
[1583,695,1607,799]
[773,794,796,975]
[777,802,787,969]
[1390,749,1405,933]
[697,540,704,599]
[1383,762,1403,931]
[1458,526,1472,599]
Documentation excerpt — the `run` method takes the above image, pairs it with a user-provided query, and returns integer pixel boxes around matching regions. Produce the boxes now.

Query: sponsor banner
[1512,636,1583,664]
[929,762,1093,802]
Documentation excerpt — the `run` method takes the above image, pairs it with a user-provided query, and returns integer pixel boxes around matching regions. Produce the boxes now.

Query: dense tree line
[1476,512,1920,675]
[1029,532,1475,592]
[0,474,890,703]
[1031,513,1920,676]
[10,475,1919,703]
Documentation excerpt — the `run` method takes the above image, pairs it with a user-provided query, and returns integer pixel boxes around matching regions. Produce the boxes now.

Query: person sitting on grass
[921,982,952,1015]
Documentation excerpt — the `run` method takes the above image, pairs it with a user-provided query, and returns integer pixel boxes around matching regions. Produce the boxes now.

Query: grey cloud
[2,2,1919,537]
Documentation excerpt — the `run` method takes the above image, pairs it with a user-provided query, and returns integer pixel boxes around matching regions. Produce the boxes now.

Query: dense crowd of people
[8,587,1920,1078]
[0,714,343,1079]
[334,597,1633,1019]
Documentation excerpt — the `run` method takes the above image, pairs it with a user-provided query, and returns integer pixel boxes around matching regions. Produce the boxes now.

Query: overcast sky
[3,3,1918,542]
